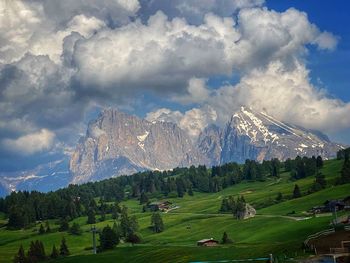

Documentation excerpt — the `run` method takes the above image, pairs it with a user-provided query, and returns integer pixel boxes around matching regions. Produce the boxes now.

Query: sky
[0,0,349,173]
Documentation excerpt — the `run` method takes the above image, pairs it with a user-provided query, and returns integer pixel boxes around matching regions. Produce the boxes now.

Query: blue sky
[0,0,349,173]
[267,0,350,102]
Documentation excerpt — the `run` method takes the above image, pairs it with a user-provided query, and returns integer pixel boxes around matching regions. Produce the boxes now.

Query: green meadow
[0,159,348,263]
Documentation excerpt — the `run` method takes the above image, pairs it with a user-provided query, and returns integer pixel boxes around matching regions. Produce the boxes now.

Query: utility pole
[91,225,97,254]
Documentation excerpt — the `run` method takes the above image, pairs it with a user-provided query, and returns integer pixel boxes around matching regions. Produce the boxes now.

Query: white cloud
[174,61,350,135]
[173,78,211,104]
[71,8,338,98]
[146,106,217,139]
[2,129,55,155]
[142,0,265,24]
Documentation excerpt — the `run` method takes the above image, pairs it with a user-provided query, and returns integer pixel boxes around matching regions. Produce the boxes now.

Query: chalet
[197,238,219,247]
[310,199,348,214]
[148,201,173,212]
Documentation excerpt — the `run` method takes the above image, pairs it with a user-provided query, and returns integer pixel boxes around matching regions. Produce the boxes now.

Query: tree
[120,206,139,238]
[39,224,45,235]
[99,225,119,250]
[339,155,350,184]
[58,218,69,232]
[292,184,301,198]
[188,186,194,196]
[111,202,120,220]
[316,156,323,168]
[275,192,283,202]
[221,231,233,244]
[69,222,82,235]
[45,221,51,233]
[59,237,69,256]
[13,244,26,263]
[126,232,141,245]
[27,240,46,262]
[8,207,26,229]
[139,192,149,204]
[151,212,164,233]
[50,245,59,259]
[87,209,96,224]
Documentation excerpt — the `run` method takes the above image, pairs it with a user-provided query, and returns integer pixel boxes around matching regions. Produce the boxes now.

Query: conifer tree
[87,209,96,224]
[58,218,69,232]
[293,184,301,198]
[45,221,51,233]
[59,237,69,256]
[50,245,59,259]
[13,244,26,263]
[39,224,45,235]
[221,231,233,244]
[188,185,194,196]
[99,225,119,250]
[151,212,164,233]
[69,222,82,235]
[139,192,149,204]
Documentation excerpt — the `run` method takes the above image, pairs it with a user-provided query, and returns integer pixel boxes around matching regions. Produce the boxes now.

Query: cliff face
[70,106,343,184]
[70,109,205,184]
[218,107,342,163]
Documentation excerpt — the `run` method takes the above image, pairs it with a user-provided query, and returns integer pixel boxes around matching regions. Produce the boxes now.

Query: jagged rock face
[219,106,342,163]
[197,124,222,166]
[70,109,205,184]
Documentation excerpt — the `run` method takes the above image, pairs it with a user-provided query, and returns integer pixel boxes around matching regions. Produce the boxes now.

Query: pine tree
[111,203,119,220]
[69,222,82,235]
[126,232,141,245]
[340,155,350,184]
[13,244,26,263]
[27,240,46,262]
[293,184,301,198]
[39,224,45,235]
[45,221,51,233]
[139,192,149,204]
[59,218,69,232]
[221,231,233,244]
[50,245,59,259]
[87,209,96,224]
[59,237,69,256]
[316,156,323,168]
[188,186,194,196]
[99,225,119,250]
[151,212,164,233]
[275,192,283,202]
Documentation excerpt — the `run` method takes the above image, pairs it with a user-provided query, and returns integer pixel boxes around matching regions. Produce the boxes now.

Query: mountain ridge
[0,106,344,195]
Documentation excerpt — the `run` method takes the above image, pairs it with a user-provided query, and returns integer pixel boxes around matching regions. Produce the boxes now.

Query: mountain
[0,158,70,197]
[0,106,343,195]
[69,109,205,184]
[199,106,343,164]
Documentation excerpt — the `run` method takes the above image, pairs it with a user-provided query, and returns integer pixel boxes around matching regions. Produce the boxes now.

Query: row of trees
[338,148,350,184]
[219,196,247,219]
[0,155,333,229]
[14,238,69,263]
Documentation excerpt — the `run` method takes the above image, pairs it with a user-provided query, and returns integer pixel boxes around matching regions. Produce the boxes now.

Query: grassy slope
[0,159,348,263]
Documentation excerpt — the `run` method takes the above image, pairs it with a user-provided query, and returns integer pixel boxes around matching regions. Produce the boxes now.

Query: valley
[1,158,349,262]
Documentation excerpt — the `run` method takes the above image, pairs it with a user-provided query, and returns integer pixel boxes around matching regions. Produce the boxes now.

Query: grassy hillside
[0,159,348,263]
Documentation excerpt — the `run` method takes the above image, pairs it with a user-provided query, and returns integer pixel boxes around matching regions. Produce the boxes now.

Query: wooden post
[269,254,273,263]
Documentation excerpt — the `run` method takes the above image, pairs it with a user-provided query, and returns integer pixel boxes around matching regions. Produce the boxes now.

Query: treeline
[1,150,348,229]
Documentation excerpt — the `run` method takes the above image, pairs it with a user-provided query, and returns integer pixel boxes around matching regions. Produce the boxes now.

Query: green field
[0,159,348,263]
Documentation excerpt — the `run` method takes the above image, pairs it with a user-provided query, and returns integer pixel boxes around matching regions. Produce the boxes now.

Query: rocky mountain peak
[69,108,205,184]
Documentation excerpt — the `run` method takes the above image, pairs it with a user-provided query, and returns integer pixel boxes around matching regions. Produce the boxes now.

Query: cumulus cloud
[70,7,338,99]
[146,106,217,139]
[2,129,55,155]
[0,0,346,173]
[140,0,265,24]
[166,61,350,136]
